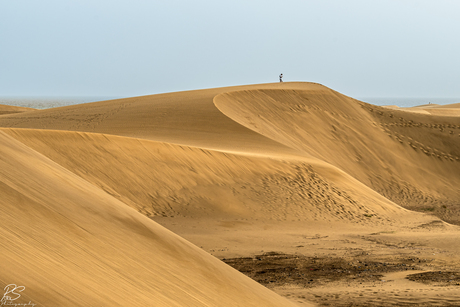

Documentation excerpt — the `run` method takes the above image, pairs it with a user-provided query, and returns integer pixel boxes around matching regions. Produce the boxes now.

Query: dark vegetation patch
[222,252,427,287]
[407,271,460,286]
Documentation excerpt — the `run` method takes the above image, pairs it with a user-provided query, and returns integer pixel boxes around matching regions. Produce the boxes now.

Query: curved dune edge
[1,127,414,224]
[0,83,309,156]
[0,131,300,307]
[1,129,431,225]
[214,87,460,224]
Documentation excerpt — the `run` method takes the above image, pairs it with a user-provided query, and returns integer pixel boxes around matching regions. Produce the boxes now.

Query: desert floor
[1,82,459,306]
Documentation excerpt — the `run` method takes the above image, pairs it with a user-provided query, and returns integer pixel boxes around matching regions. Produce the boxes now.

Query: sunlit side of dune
[0,131,298,306]
[2,128,410,224]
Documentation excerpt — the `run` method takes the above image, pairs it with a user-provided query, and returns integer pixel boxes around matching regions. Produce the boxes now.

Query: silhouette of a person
[279,73,283,82]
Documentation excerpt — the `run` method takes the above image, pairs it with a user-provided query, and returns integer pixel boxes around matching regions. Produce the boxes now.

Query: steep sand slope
[0,131,299,306]
[214,87,460,223]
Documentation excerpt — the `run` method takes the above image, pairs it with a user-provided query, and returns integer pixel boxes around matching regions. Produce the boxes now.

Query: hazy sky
[1,0,460,98]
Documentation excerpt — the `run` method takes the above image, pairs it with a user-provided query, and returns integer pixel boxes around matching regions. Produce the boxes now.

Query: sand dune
[214,88,460,223]
[1,82,460,306]
[0,84,302,155]
[1,127,415,224]
[384,102,460,116]
[2,83,458,221]
[0,104,35,115]
[0,131,298,306]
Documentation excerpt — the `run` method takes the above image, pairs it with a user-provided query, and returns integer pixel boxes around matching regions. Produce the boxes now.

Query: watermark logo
[1,284,35,307]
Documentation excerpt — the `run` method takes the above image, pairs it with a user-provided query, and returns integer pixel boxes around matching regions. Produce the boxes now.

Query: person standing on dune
[279,73,283,82]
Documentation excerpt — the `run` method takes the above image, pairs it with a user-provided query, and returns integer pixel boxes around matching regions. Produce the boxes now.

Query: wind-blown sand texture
[1,82,459,306]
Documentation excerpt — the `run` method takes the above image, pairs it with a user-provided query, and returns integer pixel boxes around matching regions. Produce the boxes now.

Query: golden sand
[1,82,459,306]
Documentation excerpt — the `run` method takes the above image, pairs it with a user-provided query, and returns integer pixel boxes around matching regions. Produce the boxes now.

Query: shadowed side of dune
[214,87,460,223]
[0,131,299,307]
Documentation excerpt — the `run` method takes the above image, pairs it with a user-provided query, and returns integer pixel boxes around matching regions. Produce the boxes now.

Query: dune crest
[214,87,460,223]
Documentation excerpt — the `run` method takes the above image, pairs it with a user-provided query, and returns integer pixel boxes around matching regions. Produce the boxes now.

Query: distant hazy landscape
[2,96,459,110]
[0,96,122,109]
[361,97,460,108]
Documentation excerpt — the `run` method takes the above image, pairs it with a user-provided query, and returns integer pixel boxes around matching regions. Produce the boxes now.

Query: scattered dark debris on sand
[222,252,429,287]
[407,271,460,286]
